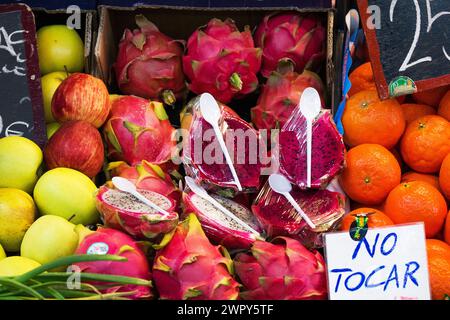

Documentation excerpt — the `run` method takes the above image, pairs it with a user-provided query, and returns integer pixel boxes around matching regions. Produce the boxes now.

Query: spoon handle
[284,192,316,229]
[132,191,171,217]
[212,125,243,191]
[306,120,313,188]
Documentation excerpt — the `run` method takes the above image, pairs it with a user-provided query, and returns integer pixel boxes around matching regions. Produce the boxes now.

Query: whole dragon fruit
[255,12,326,77]
[182,96,263,193]
[183,191,263,250]
[115,15,186,104]
[252,181,345,248]
[153,214,240,300]
[234,237,327,300]
[251,69,325,131]
[75,227,153,299]
[278,108,345,189]
[183,18,262,103]
[103,95,176,167]
[96,185,179,240]
[107,160,181,206]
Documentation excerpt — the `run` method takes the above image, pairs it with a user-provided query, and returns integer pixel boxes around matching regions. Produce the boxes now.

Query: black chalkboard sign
[358,0,450,100]
[0,4,46,147]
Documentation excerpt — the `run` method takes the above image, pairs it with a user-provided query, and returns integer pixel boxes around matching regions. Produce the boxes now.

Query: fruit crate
[94,4,338,115]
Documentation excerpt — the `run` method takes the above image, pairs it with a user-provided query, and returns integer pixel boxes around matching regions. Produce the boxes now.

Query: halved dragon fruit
[183,191,263,250]
[277,108,345,189]
[252,181,345,248]
[96,185,179,240]
[182,96,263,193]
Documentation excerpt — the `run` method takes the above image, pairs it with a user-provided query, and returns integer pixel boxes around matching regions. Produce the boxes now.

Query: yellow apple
[41,72,69,122]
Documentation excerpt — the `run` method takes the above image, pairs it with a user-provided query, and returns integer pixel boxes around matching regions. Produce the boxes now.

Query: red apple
[52,73,111,128]
[44,120,104,178]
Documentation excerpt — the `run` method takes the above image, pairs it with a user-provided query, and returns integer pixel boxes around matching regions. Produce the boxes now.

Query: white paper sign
[324,223,431,300]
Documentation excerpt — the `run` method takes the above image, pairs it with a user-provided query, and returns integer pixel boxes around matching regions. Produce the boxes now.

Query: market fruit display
[255,12,326,78]
[21,215,79,267]
[183,18,262,103]
[234,237,327,300]
[37,25,84,75]
[41,71,70,123]
[52,73,111,128]
[0,137,43,193]
[0,188,36,252]
[44,120,105,178]
[33,168,99,225]
[115,15,186,104]
[425,239,450,300]
[153,214,240,300]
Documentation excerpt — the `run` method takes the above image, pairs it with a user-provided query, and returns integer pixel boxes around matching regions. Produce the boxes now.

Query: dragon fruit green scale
[183,18,262,104]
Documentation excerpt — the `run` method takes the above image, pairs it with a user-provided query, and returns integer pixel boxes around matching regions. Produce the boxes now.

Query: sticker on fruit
[0,1,449,305]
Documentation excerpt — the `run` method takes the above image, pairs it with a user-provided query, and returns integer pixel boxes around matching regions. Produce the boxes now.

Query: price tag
[324,223,431,300]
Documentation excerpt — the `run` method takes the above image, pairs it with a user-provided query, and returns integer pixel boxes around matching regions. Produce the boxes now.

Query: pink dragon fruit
[182,96,263,193]
[234,237,327,300]
[277,109,345,189]
[255,12,326,77]
[103,95,176,168]
[182,191,263,250]
[75,227,153,299]
[153,214,240,300]
[114,15,186,104]
[183,18,262,104]
[252,181,345,248]
[251,69,325,131]
[96,185,179,240]
[107,160,181,206]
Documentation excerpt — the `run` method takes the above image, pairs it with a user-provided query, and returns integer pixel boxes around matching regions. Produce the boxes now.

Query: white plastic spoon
[199,93,242,191]
[299,87,322,188]
[185,177,260,236]
[112,177,171,218]
[268,174,316,229]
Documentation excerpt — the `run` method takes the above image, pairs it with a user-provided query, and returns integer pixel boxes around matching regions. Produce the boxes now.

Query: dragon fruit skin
[103,95,176,167]
[107,160,181,206]
[255,12,326,77]
[153,214,240,300]
[252,182,345,248]
[75,227,153,299]
[251,70,325,131]
[96,185,178,240]
[182,192,262,250]
[183,18,262,104]
[278,110,345,189]
[234,237,327,300]
[182,97,263,192]
[115,15,186,103]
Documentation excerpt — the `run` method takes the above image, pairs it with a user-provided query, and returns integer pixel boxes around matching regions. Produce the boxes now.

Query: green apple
[37,25,84,75]
[21,215,79,267]
[0,137,43,193]
[33,168,99,225]
[0,256,41,276]
[0,188,36,252]
[74,224,94,245]
[41,72,69,122]
[46,122,61,139]
[0,244,6,261]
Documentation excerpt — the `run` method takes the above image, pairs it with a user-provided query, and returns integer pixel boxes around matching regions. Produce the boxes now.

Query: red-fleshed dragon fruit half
[182,191,263,250]
[115,15,186,104]
[183,18,262,104]
[153,214,240,300]
[182,96,263,193]
[234,237,327,300]
[255,12,326,78]
[277,108,345,189]
[96,185,179,240]
[75,227,153,299]
[252,181,345,248]
[106,160,181,206]
[251,69,325,131]
[103,95,176,167]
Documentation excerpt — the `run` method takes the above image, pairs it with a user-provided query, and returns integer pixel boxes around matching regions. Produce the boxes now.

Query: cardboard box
[95,5,336,113]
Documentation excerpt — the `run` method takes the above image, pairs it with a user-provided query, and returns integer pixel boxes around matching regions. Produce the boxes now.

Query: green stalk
[35,272,151,286]
[0,278,44,300]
